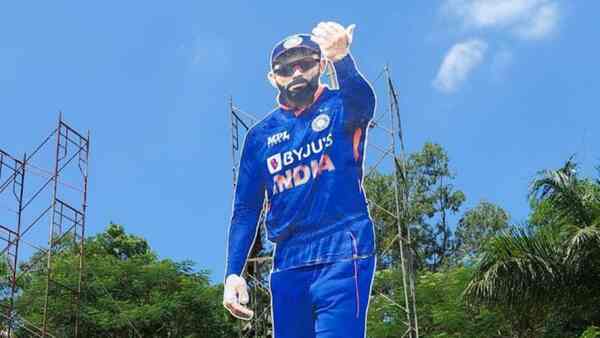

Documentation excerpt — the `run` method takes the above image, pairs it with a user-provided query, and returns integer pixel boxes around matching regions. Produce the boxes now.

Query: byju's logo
[267,153,283,174]
[267,131,290,147]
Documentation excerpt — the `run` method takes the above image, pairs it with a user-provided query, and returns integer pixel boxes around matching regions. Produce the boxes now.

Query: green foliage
[3,146,597,338]
[95,223,153,260]
[407,143,466,271]
[366,152,600,337]
[466,159,600,337]
[581,326,600,338]
[417,267,507,338]
[367,268,406,337]
[365,142,468,272]
[455,200,510,262]
[367,266,508,338]
[14,224,237,338]
[465,228,565,307]
[364,171,401,268]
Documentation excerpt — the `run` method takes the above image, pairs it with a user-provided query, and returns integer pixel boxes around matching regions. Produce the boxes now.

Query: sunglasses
[273,57,320,77]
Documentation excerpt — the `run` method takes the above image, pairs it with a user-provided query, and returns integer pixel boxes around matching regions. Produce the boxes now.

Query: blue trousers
[269,256,376,338]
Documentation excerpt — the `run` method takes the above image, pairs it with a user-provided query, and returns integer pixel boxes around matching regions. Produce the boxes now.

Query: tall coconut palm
[528,159,600,280]
[464,159,600,336]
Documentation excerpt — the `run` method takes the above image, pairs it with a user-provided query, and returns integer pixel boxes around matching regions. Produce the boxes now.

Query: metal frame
[228,65,419,337]
[363,67,419,337]
[0,113,90,337]
[230,101,273,338]
[0,149,26,337]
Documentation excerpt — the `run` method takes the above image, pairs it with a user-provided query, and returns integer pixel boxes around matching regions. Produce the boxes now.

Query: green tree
[364,171,401,268]
[455,201,510,262]
[15,224,237,337]
[365,143,466,271]
[367,266,508,338]
[465,159,600,337]
[581,326,600,338]
[404,143,466,271]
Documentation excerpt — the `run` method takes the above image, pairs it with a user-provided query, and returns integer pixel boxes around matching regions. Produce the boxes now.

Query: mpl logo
[267,131,290,147]
[267,153,283,174]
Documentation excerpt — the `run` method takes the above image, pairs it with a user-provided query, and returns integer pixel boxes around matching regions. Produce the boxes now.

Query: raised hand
[311,21,355,62]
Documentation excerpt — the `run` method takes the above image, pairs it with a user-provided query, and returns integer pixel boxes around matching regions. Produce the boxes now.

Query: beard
[277,75,320,108]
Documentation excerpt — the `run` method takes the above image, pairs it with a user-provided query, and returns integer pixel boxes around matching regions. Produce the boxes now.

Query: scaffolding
[0,113,90,337]
[229,101,273,338]
[367,67,419,337]
[228,65,419,337]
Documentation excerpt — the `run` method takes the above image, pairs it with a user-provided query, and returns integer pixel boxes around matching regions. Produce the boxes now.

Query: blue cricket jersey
[225,54,376,277]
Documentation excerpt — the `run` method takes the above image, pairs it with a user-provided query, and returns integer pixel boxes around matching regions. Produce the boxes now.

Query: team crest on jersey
[311,114,330,132]
[283,36,303,49]
[267,153,282,174]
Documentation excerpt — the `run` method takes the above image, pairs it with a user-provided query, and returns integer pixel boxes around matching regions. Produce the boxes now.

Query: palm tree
[464,158,600,336]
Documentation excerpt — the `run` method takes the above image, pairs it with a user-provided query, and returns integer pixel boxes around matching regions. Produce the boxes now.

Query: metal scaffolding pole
[384,66,419,338]
[341,64,419,337]
[41,113,90,337]
[229,102,273,338]
[0,113,90,337]
[0,149,26,337]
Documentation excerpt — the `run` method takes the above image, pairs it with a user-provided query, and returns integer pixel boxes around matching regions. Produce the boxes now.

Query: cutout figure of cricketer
[224,21,377,338]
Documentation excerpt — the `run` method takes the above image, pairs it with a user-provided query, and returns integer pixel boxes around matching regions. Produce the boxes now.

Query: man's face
[271,48,324,107]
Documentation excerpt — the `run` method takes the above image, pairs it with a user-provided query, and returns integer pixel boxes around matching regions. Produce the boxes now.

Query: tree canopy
[6,223,237,338]
[2,144,599,337]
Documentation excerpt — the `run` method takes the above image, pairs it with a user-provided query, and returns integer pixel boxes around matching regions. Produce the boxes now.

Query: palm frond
[464,228,565,307]
[529,158,593,228]
[566,224,600,265]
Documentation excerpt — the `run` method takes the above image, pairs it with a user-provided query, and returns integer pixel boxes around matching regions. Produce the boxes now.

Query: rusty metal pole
[0,113,90,337]
[386,67,419,338]
[5,153,26,337]
[74,130,90,338]
[42,113,63,337]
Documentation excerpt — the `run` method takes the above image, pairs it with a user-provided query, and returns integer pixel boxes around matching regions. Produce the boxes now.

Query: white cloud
[433,0,561,92]
[434,39,488,93]
[514,2,559,39]
[444,0,559,40]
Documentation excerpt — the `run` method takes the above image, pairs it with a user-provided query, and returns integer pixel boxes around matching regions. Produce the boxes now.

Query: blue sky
[0,1,598,282]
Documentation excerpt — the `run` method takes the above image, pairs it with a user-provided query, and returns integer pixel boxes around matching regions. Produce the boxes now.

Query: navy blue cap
[270,34,321,66]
